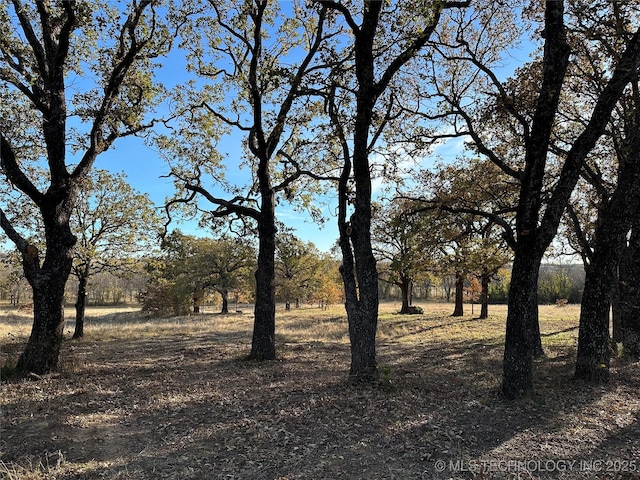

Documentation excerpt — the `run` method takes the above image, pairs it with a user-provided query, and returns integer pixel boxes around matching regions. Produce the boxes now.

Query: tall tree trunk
[399,277,412,314]
[452,272,464,317]
[501,1,638,399]
[620,221,640,358]
[618,76,640,358]
[576,141,640,379]
[502,247,543,399]
[249,209,277,361]
[480,271,490,319]
[575,255,614,382]
[343,193,379,382]
[73,273,88,339]
[220,290,229,314]
[331,4,382,383]
[327,0,460,384]
[500,0,570,400]
[577,172,639,381]
[16,221,75,374]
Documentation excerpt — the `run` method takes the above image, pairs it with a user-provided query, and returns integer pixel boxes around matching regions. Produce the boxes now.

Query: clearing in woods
[0,302,638,479]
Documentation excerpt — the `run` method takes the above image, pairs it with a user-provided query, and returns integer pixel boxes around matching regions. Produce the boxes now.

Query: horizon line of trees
[2,246,587,311]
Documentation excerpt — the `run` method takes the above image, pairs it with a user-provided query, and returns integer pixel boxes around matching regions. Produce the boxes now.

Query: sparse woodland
[1,1,639,478]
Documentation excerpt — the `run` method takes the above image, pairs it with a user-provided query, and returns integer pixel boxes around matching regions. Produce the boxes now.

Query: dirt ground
[1,303,639,479]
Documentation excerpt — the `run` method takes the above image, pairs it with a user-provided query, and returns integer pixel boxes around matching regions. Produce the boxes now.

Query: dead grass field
[1,302,638,479]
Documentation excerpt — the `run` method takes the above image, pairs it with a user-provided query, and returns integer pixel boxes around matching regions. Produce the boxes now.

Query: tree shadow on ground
[1,313,638,479]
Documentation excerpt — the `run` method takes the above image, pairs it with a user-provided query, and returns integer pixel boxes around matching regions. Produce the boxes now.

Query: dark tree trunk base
[17,277,69,375]
[502,345,534,400]
[349,368,380,384]
[452,274,464,317]
[247,348,276,361]
[575,362,610,383]
[16,332,64,375]
[346,303,379,384]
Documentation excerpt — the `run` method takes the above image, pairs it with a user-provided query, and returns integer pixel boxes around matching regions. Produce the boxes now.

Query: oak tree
[372,199,440,314]
[0,0,170,374]
[70,169,160,338]
[321,0,470,382]
[275,232,323,310]
[162,0,334,360]
[420,0,640,398]
[565,2,640,381]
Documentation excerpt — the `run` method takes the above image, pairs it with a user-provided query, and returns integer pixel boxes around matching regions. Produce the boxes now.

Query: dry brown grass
[1,301,638,480]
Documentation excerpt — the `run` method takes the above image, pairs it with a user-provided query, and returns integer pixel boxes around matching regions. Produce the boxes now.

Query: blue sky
[82,5,537,255]
[92,128,482,253]
[82,7,351,252]
[93,134,343,252]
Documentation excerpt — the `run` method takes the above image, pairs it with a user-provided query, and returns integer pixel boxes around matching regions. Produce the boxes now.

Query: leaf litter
[1,305,638,479]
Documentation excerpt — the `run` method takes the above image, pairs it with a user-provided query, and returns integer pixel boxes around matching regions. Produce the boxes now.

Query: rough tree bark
[502,242,544,399]
[325,0,469,383]
[0,1,79,373]
[452,272,464,317]
[479,270,490,320]
[575,163,640,381]
[499,0,572,399]
[1,0,163,374]
[249,193,277,360]
[15,219,77,373]
[502,2,640,398]
[620,221,640,357]
[575,52,640,380]
[73,268,90,340]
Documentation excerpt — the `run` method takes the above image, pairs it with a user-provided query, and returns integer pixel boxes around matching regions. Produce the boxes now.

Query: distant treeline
[490,264,585,304]
[379,264,585,305]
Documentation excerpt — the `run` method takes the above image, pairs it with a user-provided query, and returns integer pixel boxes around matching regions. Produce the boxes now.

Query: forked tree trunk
[576,141,640,379]
[340,197,380,383]
[329,0,456,385]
